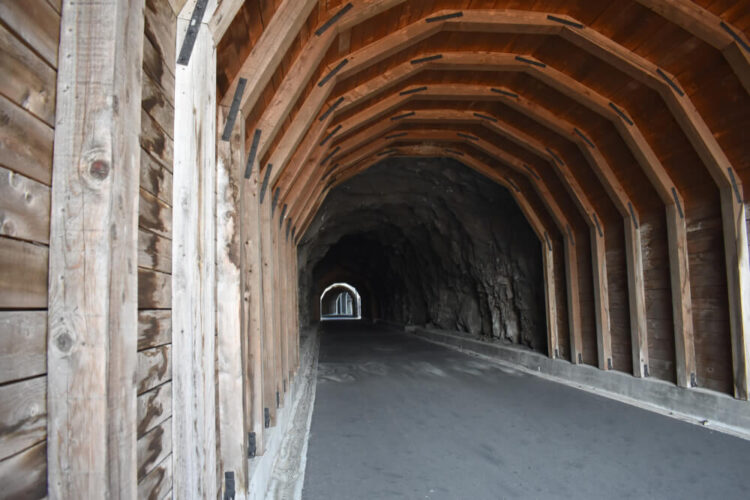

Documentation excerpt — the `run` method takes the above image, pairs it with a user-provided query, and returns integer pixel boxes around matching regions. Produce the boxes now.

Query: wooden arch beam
[280,54,697,386]
[249,7,748,396]
[250,9,748,393]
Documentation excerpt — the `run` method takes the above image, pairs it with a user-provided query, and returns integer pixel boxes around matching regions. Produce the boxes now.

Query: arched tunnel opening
[319,282,362,320]
[300,157,546,352]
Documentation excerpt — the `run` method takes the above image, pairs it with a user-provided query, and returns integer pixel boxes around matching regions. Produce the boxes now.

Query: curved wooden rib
[282,51,696,385]
[241,7,747,396]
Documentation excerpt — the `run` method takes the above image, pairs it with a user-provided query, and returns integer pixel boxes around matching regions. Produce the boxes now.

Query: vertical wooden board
[215,104,248,491]
[260,198,278,425]
[0,22,57,125]
[140,149,173,202]
[0,441,46,499]
[138,381,172,437]
[137,418,172,480]
[0,311,47,384]
[138,310,172,350]
[0,237,48,308]
[137,454,172,500]
[241,136,266,455]
[0,166,51,244]
[138,269,172,309]
[0,94,54,186]
[142,72,176,141]
[0,0,60,68]
[137,345,172,395]
[272,216,285,404]
[0,375,46,459]
[172,19,217,499]
[138,228,172,274]
[46,0,144,498]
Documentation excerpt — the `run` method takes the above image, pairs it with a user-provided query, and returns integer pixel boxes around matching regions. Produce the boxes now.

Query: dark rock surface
[298,157,546,351]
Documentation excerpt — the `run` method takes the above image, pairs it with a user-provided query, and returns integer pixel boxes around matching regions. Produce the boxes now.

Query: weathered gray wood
[172,16,217,499]
[0,21,56,125]
[139,189,173,239]
[0,375,46,459]
[138,418,172,481]
[0,236,48,308]
[0,441,47,499]
[0,311,47,384]
[142,71,175,141]
[142,34,175,101]
[0,0,60,68]
[216,105,248,492]
[144,0,176,81]
[138,381,172,437]
[140,107,174,172]
[0,93,54,186]
[137,453,172,499]
[140,149,173,203]
[138,269,171,309]
[137,345,172,395]
[46,1,144,497]
[138,310,172,351]
[260,196,278,426]
[241,116,266,455]
[0,166,51,244]
[138,228,172,274]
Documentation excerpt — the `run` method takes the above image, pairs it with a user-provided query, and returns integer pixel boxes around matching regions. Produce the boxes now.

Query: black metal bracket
[221,78,247,141]
[177,0,209,66]
[244,129,262,179]
[318,59,349,87]
[491,88,518,99]
[259,165,273,203]
[248,432,257,458]
[320,97,345,122]
[223,471,235,500]
[400,86,428,96]
[264,408,270,428]
[320,125,342,146]
[426,12,463,23]
[411,54,442,65]
[316,3,354,36]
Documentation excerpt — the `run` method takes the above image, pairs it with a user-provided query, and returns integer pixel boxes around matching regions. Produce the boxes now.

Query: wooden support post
[47,1,144,497]
[590,228,612,369]
[240,121,266,454]
[721,188,750,399]
[666,205,696,388]
[624,218,650,377]
[172,13,218,498]
[272,210,286,405]
[260,194,278,425]
[216,106,248,494]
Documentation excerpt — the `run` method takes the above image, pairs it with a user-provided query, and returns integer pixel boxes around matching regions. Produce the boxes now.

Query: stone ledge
[410,327,750,440]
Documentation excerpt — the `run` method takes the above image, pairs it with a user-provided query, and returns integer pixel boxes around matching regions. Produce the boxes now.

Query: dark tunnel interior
[298,157,548,353]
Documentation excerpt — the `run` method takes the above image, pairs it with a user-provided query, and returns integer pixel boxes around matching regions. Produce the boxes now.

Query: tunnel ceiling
[213,0,750,397]
[297,157,546,349]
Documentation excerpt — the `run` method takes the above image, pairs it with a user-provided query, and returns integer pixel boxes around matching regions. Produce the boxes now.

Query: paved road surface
[303,322,750,499]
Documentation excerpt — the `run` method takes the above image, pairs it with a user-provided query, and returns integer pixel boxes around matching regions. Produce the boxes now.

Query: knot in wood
[55,330,74,354]
[89,159,111,180]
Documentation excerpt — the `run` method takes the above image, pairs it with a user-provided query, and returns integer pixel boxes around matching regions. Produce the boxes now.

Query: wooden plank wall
[0,0,60,497]
[137,1,176,498]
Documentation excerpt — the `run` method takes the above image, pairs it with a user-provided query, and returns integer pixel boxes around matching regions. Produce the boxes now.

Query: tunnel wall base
[410,327,750,440]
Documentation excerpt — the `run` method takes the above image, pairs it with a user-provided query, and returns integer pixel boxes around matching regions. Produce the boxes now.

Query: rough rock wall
[298,158,546,351]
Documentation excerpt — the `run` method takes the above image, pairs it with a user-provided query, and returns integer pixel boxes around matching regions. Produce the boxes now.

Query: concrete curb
[410,327,750,440]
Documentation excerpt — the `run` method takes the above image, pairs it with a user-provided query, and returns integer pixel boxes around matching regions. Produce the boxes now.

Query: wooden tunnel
[0,0,748,498]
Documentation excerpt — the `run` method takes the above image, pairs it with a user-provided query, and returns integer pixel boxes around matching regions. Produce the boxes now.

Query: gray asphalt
[302,322,750,500]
